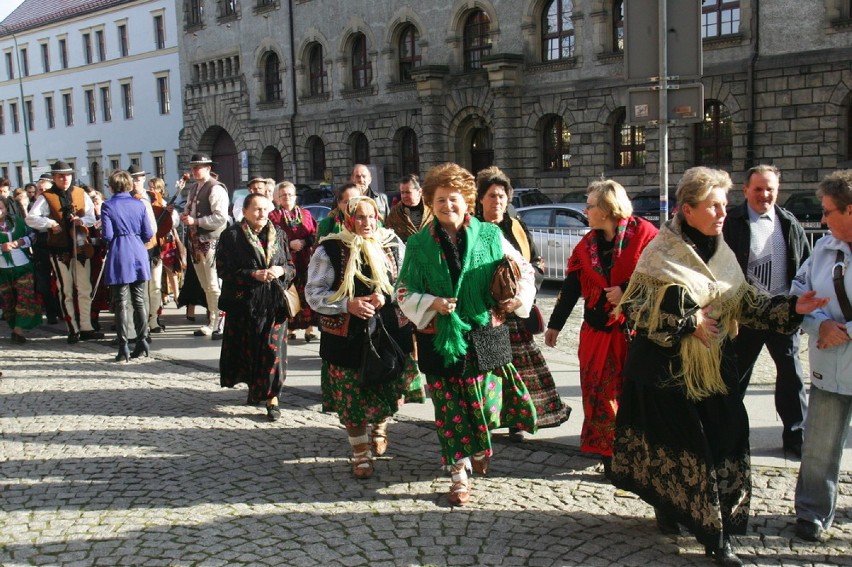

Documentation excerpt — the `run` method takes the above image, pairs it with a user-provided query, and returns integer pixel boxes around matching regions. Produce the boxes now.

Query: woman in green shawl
[396,163,537,506]
[0,196,41,343]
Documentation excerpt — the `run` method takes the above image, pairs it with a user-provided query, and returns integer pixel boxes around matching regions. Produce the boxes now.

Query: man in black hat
[180,153,229,337]
[127,165,164,335]
[26,160,103,342]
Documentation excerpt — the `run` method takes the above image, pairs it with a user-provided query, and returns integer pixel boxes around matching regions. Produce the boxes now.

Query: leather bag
[284,284,301,319]
[490,255,521,304]
[359,315,406,387]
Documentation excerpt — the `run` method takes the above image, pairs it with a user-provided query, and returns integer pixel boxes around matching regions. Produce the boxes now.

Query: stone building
[179,0,852,198]
[0,0,184,191]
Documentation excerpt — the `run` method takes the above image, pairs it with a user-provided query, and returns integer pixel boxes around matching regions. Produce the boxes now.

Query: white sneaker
[193,325,213,337]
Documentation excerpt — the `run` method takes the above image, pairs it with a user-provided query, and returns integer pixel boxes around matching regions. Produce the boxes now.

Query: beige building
[178,0,852,198]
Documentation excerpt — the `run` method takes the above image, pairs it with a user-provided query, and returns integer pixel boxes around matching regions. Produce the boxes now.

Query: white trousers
[50,254,93,334]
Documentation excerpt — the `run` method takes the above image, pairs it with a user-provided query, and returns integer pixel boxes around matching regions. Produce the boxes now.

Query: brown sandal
[447,464,471,505]
[371,423,389,457]
[351,443,373,479]
[471,451,489,475]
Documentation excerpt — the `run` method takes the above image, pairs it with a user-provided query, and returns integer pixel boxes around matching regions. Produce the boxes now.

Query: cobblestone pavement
[1,327,850,567]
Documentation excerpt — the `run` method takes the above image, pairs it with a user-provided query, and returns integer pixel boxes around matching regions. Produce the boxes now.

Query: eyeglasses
[822,207,842,217]
[584,204,598,211]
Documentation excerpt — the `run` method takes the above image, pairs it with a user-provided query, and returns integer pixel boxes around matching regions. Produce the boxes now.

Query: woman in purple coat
[102,170,154,362]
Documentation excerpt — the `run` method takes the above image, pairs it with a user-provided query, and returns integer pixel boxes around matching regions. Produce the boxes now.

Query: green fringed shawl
[0,215,29,265]
[397,217,504,365]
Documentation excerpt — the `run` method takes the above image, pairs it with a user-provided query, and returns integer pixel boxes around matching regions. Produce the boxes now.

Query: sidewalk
[0,300,849,566]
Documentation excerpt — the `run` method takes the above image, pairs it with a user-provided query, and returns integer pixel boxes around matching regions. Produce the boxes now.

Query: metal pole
[658,0,669,223]
[1,25,34,184]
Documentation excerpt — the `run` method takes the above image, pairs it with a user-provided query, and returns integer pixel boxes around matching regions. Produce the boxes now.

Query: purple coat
[101,193,153,285]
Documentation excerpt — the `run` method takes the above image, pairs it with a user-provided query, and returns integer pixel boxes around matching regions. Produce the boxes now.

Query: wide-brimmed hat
[188,154,215,166]
[38,172,53,181]
[127,164,146,177]
[51,160,74,174]
[248,176,267,186]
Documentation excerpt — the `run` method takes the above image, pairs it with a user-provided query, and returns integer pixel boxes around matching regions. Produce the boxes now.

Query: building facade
[179,0,852,198]
[0,0,183,192]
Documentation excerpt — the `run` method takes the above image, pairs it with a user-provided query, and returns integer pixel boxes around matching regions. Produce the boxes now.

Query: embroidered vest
[42,186,88,252]
[187,178,227,240]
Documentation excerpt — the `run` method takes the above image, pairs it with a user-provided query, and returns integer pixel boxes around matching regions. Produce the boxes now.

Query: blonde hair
[422,163,476,212]
[676,167,732,214]
[587,179,633,220]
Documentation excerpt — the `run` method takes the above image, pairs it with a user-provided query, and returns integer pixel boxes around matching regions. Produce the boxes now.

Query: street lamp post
[0,24,34,184]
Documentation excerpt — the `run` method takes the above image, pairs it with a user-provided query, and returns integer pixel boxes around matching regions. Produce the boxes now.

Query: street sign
[624,0,702,81]
[627,83,704,124]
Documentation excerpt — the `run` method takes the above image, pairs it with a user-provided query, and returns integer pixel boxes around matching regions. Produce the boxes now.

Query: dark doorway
[212,130,239,192]
[470,127,494,175]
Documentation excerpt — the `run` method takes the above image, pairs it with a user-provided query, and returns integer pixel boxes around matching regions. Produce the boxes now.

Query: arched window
[613,108,646,169]
[351,33,372,90]
[351,132,370,165]
[308,136,326,179]
[613,0,624,52]
[701,0,740,38]
[463,10,491,71]
[695,100,733,167]
[398,24,421,82]
[400,128,419,176]
[542,0,575,62]
[263,52,282,102]
[308,44,325,96]
[542,115,571,171]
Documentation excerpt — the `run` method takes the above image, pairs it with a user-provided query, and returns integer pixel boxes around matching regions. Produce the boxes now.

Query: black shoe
[115,343,130,363]
[246,392,262,406]
[10,332,27,344]
[795,519,825,542]
[79,330,105,341]
[211,330,223,340]
[784,438,803,459]
[601,456,613,481]
[67,332,80,344]
[91,320,101,332]
[508,427,524,442]
[266,404,281,422]
[704,541,743,566]
[130,339,150,359]
[654,506,681,535]
[150,326,164,334]
[47,316,59,325]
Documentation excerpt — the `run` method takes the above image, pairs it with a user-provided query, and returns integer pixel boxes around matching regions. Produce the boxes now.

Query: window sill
[830,17,852,30]
[253,2,278,16]
[341,86,376,98]
[184,23,204,33]
[702,33,745,50]
[217,14,239,25]
[300,92,330,104]
[596,51,623,64]
[527,58,579,73]
[257,99,284,110]
[387,81,417,93]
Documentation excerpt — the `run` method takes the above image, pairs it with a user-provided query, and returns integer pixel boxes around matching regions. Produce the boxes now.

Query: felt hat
[188,154,215,166]
[51,160,73,174]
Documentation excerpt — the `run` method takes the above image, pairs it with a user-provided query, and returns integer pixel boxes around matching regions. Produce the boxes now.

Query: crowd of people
[2,158,850,565]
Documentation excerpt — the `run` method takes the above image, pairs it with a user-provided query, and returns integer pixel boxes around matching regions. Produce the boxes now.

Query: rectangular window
[58,38,68,68]
[83,32,92,64]
[63,92,73,126]
[45,95,55,129]
[154,15,166,49]
[187,0,203,27]
[121,82,133,119]
[5,52,13,79]
[0,105,5,135]
[100,86,111,122]
[109,156,120,172]
[40,43,50,72]
[10,102,19,133]
[95,30,106,61]
[118,24,128,57]
[157,75,170,114]
[85,89,96,123]
[24,100,33,131]
[153,154,165,178]
[19,48,28,76]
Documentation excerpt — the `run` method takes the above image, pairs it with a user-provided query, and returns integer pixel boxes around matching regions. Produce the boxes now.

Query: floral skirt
[611,377,751,547]
[426,362,537,466]
[321,355,423,429]
[508,317,570,429]
[220,313,287,403]
[0,264,42,331]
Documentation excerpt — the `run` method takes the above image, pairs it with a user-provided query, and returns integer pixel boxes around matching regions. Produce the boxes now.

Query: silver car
[515,204,589,280]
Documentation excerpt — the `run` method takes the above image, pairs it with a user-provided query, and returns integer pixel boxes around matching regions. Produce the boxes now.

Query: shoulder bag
[359,315,406,387]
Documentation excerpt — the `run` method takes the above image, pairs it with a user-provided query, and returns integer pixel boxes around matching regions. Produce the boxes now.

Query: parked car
[631,188,677,226]
[298,185,334,206]
[512,188,553,209]
[515,204,589,280]
[229,188,248,221]
[302,204,331,223]
[783,191,825,229]
[559,190,588,203]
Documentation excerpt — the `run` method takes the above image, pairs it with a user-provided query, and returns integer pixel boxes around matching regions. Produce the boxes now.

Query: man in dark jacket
[723,164,811,458]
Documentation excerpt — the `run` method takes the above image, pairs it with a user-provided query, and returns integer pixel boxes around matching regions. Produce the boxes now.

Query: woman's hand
[348,296,376,320]
[366,291,385,310]
[544,328,559,348]
[816,319,851,350]
[289,239,304,252]
[795,290,829,314]
[692,306,719,347]
[430,297,457,316]
[604,286,623,306]
[0,241,14,252]
[499,297,521,314]
[253,267,283,282]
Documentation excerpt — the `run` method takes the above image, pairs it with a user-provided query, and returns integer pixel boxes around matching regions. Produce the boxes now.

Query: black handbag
[468,322,511,373]
[359,315,406,387]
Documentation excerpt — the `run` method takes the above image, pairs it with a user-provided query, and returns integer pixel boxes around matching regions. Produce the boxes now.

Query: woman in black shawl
[216,193,295,421]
